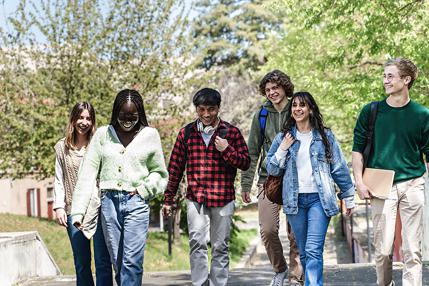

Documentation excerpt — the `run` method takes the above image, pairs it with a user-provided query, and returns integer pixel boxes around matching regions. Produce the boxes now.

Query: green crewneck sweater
[353,99,429,183]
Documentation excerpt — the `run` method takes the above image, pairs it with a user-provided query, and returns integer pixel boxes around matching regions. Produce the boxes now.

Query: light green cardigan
[71,125,168,224]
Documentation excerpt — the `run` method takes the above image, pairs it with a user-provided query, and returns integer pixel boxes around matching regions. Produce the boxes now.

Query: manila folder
[362,168,395,199]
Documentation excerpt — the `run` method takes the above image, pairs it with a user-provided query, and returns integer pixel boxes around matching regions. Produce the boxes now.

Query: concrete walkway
[20,211,429,285]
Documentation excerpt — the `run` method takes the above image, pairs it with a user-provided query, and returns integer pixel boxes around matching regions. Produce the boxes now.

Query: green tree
[0,0,191,179]
[262,0,429,152]
[192,0,281,72]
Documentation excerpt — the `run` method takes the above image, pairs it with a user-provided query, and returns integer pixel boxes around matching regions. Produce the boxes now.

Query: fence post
[350,213,355,263]
[168,215,173,256]
[365,200,372,262]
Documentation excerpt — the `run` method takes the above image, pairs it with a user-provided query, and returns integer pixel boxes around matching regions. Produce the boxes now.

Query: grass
[0,213,257,274]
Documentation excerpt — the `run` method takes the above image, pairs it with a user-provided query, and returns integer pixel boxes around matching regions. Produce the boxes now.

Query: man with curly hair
[241,70,303,286]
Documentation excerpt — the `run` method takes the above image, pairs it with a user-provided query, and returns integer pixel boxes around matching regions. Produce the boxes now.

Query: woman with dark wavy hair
[266,92,355,286]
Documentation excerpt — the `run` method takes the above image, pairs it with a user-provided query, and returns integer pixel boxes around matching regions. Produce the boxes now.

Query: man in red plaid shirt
[163,88,250,286]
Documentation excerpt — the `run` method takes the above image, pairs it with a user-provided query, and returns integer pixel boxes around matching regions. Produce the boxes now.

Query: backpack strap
[183,122,194,162]
[258,107,268,143]
[362,101,379,169]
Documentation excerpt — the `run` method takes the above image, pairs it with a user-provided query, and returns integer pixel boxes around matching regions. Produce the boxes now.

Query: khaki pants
[258,185,303,282]
[371,176,425,286]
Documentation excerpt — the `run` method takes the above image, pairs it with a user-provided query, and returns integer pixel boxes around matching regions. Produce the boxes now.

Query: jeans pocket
[129,191,145,203]
[136,193,145,203]
[100,190,107,200]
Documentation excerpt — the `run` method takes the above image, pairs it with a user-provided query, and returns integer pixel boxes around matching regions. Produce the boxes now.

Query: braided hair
[110,89,149,128]
[282,91,333,161]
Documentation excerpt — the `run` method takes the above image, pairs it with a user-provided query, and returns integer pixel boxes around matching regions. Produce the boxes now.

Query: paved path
[20,211,429,285]
[19,264,429,285]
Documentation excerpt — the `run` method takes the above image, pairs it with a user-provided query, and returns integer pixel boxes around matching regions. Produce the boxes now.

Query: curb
[233,235,261,269]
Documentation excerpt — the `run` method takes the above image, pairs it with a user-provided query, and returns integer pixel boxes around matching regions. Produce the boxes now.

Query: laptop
[362,168,395,199]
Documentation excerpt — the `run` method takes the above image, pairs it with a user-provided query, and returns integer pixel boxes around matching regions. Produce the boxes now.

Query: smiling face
[196,104,219,127]
[117,100,139,132]
[291,96,311,125]
[74,109,93,137]
[383,65,410,96]
[264,81,288,105]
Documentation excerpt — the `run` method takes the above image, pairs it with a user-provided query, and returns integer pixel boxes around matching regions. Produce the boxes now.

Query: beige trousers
[258,185,303,282]
[371,176,425,286]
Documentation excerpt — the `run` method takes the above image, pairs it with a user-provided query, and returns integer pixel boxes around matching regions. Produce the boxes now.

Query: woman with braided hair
[53,102,112,286]
[71,89,168,286]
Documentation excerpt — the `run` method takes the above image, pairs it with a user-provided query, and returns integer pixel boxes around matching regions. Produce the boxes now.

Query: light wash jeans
[287,193,330,286]
[187,200,234,286]
[66,215,113,286]
[101,190,150,286]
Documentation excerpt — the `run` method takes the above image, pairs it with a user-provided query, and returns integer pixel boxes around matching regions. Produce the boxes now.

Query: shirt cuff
[344,197,355,209]
[275,148,288,166]
[163,195,175,206]
[221,144,233,156]
[53,203,65,211]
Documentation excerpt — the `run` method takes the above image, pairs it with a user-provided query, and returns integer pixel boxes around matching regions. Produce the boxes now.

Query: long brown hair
[282,92,332,160]
[65,102,96,150]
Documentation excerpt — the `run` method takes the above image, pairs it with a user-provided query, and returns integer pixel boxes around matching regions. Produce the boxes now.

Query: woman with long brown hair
[53,102,112,286]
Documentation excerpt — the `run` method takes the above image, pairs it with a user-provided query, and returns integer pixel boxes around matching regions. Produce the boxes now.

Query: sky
[0,1,196,43]
[0,1,18,32]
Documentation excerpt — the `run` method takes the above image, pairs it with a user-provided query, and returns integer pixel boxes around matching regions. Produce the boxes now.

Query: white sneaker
[269,270,287,286]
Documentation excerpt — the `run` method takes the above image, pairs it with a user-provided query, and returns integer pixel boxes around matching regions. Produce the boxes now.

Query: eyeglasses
[383,74,404,82]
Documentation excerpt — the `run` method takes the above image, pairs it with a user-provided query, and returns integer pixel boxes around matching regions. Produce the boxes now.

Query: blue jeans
[101,191,150,286]
[93,216,113,286]
[287,193,330,286]
[66,215,112,286]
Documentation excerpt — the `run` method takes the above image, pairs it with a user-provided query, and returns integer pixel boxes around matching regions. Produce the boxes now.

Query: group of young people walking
[54,57,428,286]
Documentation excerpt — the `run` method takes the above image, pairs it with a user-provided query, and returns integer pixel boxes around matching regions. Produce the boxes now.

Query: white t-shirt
[295,130,317,193]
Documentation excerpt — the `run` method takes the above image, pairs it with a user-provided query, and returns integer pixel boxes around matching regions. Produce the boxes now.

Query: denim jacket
[266,126,355,217]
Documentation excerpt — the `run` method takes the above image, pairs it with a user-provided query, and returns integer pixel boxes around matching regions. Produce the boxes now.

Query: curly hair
[259,70,294,98]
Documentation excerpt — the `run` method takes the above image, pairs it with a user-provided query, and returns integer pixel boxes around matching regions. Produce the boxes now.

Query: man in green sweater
[241,70,302,286]
[352,58,429,286]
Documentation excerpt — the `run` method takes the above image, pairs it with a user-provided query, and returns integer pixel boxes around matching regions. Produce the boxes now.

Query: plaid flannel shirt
[165,120,250,207]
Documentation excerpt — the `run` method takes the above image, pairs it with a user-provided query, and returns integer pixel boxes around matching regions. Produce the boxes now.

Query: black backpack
[362,101,379,169]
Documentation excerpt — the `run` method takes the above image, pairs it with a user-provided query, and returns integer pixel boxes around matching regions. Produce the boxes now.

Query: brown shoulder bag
[263,175,283,205]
